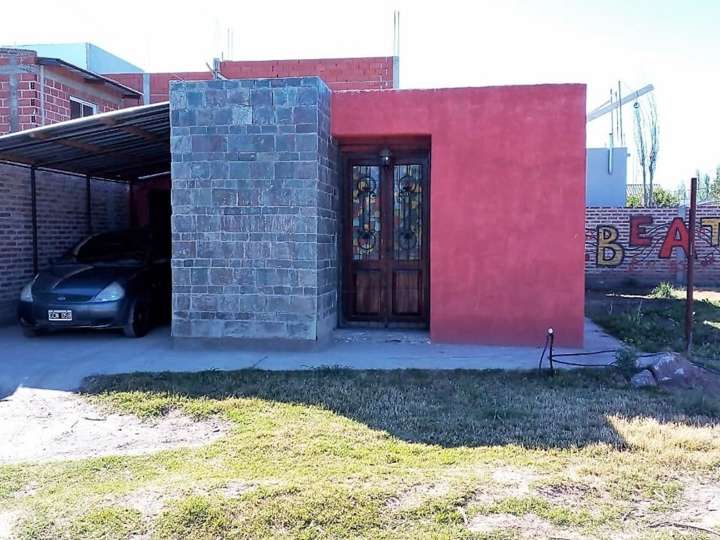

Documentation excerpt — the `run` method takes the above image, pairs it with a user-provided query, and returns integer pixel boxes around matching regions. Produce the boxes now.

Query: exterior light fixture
[379,147,392,167]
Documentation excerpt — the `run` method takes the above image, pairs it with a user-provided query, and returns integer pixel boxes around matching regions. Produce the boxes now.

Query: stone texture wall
[169,77,339,345]
[586,206,720,288]
[316,89,340,336]
[0,163,129,322]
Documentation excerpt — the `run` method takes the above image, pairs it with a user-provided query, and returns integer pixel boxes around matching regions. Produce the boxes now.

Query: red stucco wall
[332,85,587,346]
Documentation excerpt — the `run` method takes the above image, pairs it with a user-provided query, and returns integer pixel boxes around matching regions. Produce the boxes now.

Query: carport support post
[128,181,134,228]
[86,174,92,234]
[30,166,38,275]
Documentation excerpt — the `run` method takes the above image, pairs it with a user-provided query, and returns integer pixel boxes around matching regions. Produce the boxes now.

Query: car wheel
[123,299,151,338]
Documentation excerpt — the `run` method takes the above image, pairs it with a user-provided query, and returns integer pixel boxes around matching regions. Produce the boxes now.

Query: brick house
[0,48,142,132]
[0,45,586,347]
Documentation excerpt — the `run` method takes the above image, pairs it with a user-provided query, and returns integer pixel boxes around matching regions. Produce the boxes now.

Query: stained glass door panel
[343,155,429,327]
[352,166,381,260]
[393,164,423,262]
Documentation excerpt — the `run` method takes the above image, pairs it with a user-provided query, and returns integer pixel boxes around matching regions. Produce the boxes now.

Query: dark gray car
[18,229,170,337]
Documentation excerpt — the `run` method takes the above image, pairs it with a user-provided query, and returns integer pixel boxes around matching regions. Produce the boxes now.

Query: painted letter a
[596,226,624,267]
[659,217,689,258]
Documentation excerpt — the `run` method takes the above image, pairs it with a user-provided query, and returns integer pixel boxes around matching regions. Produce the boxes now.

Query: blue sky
[2,0,718,188]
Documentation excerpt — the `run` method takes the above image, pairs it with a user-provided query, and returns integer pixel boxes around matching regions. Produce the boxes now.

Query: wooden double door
[342,153,429,327]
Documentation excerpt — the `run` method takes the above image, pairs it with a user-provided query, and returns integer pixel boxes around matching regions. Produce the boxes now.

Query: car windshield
[71,231,150,264]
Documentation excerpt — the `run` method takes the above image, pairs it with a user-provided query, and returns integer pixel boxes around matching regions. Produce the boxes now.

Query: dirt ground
[0,387,229,464]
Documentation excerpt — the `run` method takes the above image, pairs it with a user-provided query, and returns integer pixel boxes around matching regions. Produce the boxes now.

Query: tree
[634,97,660,206]
[710,165,720,202]
[676,182,688,205]
[651,186,680,207]
[701,173,712,202]
[626,186,679,208]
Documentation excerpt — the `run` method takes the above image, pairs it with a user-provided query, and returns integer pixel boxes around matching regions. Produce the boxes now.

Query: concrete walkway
[0,319,622,397]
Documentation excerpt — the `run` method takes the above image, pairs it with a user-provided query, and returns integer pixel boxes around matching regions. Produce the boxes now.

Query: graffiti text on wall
[591,215,720,268]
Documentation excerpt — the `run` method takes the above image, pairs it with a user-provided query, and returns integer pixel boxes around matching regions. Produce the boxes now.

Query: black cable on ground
[550,358,618,368]
[552,349,617,357]
[537,328,618,373]
[538,330,720,375]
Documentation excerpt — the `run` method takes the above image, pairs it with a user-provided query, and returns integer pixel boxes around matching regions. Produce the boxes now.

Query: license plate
[48,309,72,321]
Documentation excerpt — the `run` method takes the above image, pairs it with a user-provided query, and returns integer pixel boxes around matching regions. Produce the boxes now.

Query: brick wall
[4,52,392,132]
[0,48,136,134]
[39,66,127,125]
[105,57,395,104]
[107,72,214,104]
[0,163,129,322]
[220,57,394,91]
[586,206,720,288]
[169,77,340,344]
[0,49,38,133]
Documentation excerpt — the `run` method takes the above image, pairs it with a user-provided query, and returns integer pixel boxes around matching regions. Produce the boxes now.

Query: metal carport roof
[0,101,170,181]
[0,102,170,275]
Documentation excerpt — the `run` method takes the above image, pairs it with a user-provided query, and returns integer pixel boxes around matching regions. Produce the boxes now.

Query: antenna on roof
[393,10,400,57]
[208,58,227,80]
[392,10,401,88]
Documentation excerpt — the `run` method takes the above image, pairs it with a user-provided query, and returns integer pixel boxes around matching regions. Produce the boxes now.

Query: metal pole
[86,174,93,234]
[30,166,38,275]
[128,182,134,228]
[608,90,614,175]
[686,177,697,357]
[617,81,624,146]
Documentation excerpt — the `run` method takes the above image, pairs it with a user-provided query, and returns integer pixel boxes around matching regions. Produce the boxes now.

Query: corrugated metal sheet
[0,102,169,181]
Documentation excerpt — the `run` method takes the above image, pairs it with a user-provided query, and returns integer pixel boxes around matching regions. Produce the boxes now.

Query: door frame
[338,149,431,329]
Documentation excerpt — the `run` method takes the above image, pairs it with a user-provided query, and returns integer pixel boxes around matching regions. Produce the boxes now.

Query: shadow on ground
[81,367,720,450]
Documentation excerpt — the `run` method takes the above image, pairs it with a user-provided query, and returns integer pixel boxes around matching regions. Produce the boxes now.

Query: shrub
[615,347,638,379]
[652,186,681,207]
[626,187,681,208]
[626,193,643,208]
[651,282,675,299]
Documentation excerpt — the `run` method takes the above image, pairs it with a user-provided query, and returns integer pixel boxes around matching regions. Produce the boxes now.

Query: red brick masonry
[0,48,138,134]
[107,57,395,103]
[586,206,720,287]
[0,164,128,322]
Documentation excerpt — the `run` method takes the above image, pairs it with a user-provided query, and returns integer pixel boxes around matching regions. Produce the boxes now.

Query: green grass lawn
[2,369,720,539]
[586,286,720,372]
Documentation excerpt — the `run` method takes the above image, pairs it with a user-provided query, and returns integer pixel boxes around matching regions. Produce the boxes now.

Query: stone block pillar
[169,77,339,346]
